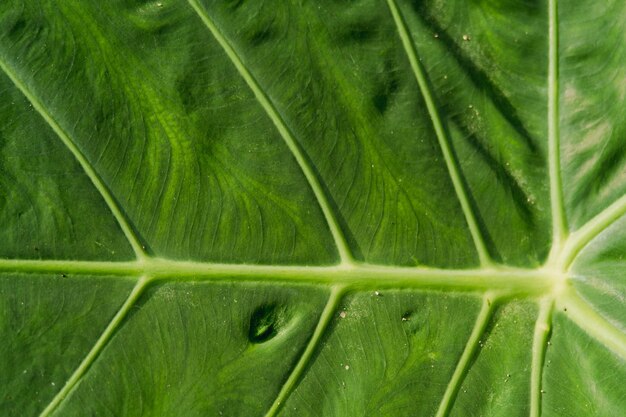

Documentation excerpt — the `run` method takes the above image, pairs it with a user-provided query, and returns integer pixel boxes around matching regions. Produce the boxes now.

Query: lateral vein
[529,297,554,417]
[558,193,626,270]
[557,290,626,360]
[37,275,151,417]
[264,285,345,417]
[186,0,354,266]
[384,0,492,267]
[0,57,148,260]
[434,293,495,417]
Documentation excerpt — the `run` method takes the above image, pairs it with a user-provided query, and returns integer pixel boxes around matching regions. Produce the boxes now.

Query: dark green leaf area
[449,301,537,417]
[0,274,135,417]
[0,75,134,261]
[202,0,481,267]
[543,313,626,417]
[50,282,328,417]
[280,291,481,417]
[0,0,339,265]
[560,1,626,230]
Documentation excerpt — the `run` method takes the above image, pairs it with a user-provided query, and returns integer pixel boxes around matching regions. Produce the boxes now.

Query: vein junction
[1,1,625,416]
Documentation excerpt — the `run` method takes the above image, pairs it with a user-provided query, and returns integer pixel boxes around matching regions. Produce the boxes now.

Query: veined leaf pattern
[0,1,625,416]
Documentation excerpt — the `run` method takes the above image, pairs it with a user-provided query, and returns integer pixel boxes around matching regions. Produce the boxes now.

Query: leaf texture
[0,1,625,416]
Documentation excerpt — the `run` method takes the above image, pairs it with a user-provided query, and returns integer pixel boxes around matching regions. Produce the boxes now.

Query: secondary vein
[529,297,554,417]
[557,193,626,270]
[37,275,151,417]
[557,290,626,360]
[186,0,354,266]
[385,0,492,267]
[264,285,345,417]
[434,293,495,417]
[0,57,148,261]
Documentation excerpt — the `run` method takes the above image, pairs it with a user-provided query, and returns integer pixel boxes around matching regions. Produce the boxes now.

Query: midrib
[0,257,555,293]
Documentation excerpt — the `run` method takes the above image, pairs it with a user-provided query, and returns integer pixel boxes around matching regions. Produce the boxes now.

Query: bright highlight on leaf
[0,1,625,416]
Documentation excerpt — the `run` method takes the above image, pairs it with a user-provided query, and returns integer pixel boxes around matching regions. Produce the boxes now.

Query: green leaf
[0,1,625,416]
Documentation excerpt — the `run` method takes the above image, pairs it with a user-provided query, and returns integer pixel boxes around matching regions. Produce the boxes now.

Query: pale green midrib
[529,297,554,417]
[0,56,148,261]
[0,257,555,293]
[264,285,345,417]
[557,193,626,270]
[557,290,626,360]
[186,0,354,266]
[533,8,561,415]
[547,0,568,262]
[434,293,495,417]
[37,276,150,417]
[384,0,492,267]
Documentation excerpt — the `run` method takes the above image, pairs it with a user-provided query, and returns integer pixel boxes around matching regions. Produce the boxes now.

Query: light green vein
[547,0,568,262]
[0,257,555,294]
[264,285,345,417]
[38,275,151,417]
[529,297,554,417]
[385,0,492,267]
[434,293,495,417]
[557,193,626,270]
[557,290,626,360]
[186,0,354,266]
[0,57,148,261]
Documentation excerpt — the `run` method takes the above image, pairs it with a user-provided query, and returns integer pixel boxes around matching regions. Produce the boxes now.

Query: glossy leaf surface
[0,1,625,416]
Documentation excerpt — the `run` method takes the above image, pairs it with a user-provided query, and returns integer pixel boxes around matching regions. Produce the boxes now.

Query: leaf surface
[0,1,625,416]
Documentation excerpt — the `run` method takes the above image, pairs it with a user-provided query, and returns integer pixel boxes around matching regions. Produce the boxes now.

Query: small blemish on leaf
[248,304,287,344]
